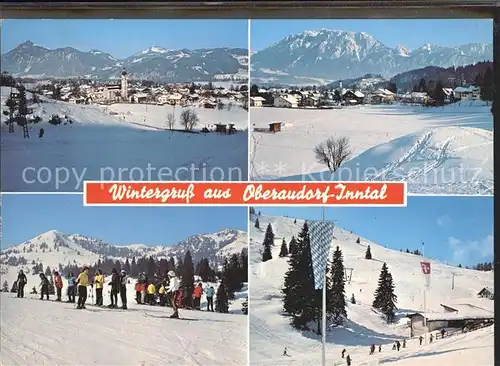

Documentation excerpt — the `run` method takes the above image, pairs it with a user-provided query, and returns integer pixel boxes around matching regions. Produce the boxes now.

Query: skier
[66,271,76,303]
[378,345,382,353]
[346,354,352,366]
[135,281,142,304]
[76,266,90,309]
[39,273,49,300]
[441,328,446,339]
[53,271,63,301]
[39,128,44,138]
[94,269,104,306]
[17,270,27,298]
[119,269,128,309]
[283,347,289,356]
[167,270,180,318]
[30,286,37,295]
[108,268,120,308]
[370,344,375,355]
[396,340,401,351]
[429,334,433,343]
[158,283,166,306]
[392,344,396,350]
[402,339,406,348]
[193,283,203,310]
[341,349,346,358]
[147,282,156,305]
[205,285,214,312]
[419,335,423,345]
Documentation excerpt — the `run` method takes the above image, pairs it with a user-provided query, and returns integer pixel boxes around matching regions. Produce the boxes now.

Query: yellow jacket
[147,283,156,294]
[77,272,89,286]
[159,286,165,294]
[94,274,104,289]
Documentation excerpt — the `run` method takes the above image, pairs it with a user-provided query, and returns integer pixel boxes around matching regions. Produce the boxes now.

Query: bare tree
[314,136,351,173]
[166,112,176,130]
[180,109,199,131]
[250,133,263,179]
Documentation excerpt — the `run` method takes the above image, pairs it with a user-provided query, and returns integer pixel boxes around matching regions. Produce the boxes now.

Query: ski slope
[250,103,493,195]
[1,87,248,192]
[1,285,248,365]
[249,214,494,366]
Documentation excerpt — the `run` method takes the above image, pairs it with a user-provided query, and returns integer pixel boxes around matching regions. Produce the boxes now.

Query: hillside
[1,41,248,82]
[251,29,492,84]
[0,228,247,282]
[249,214,493,365]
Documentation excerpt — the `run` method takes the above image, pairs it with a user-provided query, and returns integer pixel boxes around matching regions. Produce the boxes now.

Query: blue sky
[1,195,248,248]
[1,20,249,58]
[251,19,493,51]
[257,196,493,266]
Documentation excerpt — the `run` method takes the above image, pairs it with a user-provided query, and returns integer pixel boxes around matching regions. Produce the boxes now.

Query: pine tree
[356,237,360,244]
[372,263,398,323]
[215,281,229,313]
[181,251,195,304]
[433,80,446,105]
[365,245,372,260]
[262,223,274,262]
[294,219,297,224]
[351,293,356,304]
[288,236,298,255]
[282,222,316,330]
[255,218,260,229]
[481,67,493,101]
[327,246,347,326]
[279,238,289,257]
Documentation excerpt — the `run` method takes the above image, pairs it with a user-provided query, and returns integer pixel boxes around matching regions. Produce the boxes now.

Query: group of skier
[15,267,183,318]
[135,276,215,312]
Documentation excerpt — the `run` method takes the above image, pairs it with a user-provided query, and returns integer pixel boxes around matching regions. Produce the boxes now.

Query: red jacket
[54,275,63,289]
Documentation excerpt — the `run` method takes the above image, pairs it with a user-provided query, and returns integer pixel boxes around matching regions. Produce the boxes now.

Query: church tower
[121,69,128,101]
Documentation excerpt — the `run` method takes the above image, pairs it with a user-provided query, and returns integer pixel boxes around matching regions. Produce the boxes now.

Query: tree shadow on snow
[300,318,400,347]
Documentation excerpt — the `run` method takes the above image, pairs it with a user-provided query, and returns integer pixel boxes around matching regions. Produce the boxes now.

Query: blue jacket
[67,276,76,287]
[205,287,214,297]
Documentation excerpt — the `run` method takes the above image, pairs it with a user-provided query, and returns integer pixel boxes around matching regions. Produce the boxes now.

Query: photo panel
[249,19,493,196]
[248,197,493,365]
[1,19,249,192]
[0,194,249,365]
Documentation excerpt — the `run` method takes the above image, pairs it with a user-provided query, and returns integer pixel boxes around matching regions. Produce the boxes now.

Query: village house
[478,287,494,300]
[453,86,481,101]
[366,88,396,104]
[301,95,320,107]
[274,94,298,108]
[131,92,149,104]
[250,96,266,107]
[68,96,85,104]
[168,93,186,106]
[407,303,494,337]
[342,90,365,105]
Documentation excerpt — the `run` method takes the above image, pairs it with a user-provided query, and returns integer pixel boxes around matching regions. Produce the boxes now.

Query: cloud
[448,234,493,264]
[436,215,452,227]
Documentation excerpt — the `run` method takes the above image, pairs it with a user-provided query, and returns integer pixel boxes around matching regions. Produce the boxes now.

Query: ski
[143,312,197,321]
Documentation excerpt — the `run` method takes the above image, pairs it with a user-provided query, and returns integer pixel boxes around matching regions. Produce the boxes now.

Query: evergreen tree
[282,222,316,329]
[279,238,289,257]
[481,67,493,101]
[239,249,248,283]
[262,223,274,262]
[294,219,297,224]
[123,258,131,274]
[351,293,356,304]
[249,207,255,215]
[327,246,347,326]
[356,237,360,244]
[215,281,229,313]
[433,80,446,104]
[288,236,298,255]
[255,218,260,229]
[45,266,52,277]
[372,263,398,323]
[365,245,372,260]
[181,251,195,303]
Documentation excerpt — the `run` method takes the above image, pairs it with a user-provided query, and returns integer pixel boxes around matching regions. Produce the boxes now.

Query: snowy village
[249,25,493,196]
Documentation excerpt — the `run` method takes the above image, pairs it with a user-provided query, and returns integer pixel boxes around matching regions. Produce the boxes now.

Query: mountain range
[251,29,493,85]
[0,228,248,273]
[1,41,248,82]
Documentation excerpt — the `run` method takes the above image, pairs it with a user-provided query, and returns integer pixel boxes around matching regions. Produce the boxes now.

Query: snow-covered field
[250,102,493,195]
[1,87,248,192]
[249,214,494,366]
[1,277,248,365]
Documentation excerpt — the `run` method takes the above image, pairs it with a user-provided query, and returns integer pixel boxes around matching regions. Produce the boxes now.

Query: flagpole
[322,206,326,366]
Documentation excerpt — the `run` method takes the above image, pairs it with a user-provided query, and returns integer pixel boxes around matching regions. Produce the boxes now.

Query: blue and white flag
[308,220,335,290]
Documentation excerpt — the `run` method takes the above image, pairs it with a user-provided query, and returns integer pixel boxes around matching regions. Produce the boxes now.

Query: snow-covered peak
[395,44,411,57]
[141,46,168,54]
